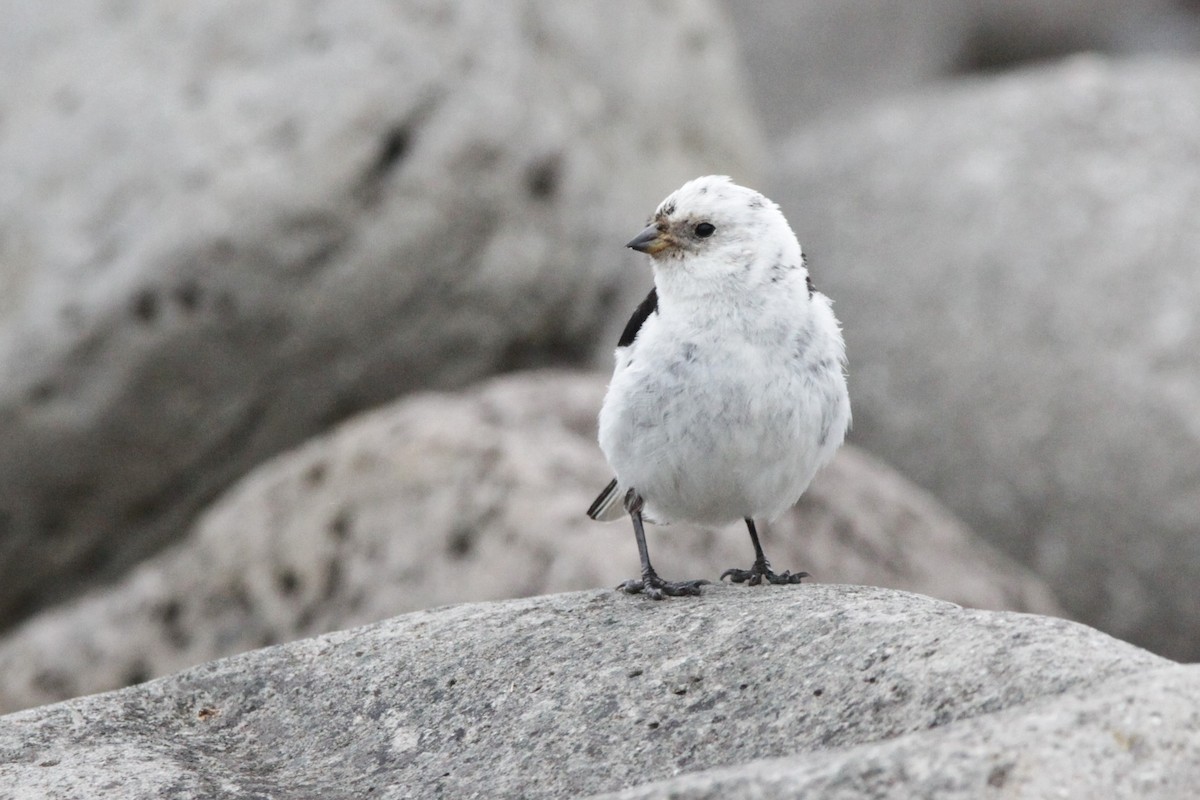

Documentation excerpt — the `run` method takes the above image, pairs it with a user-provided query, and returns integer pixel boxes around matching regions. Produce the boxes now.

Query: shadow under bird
[588,175,851,599]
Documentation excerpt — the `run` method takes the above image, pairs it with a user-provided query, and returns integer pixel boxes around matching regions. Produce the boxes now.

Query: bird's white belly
[599,341,837,525]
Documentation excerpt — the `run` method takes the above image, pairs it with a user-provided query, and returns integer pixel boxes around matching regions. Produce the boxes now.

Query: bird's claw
[617,576,709,600]
[720,564,809,586]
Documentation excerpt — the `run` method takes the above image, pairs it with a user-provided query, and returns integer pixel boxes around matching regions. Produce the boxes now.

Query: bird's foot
[617,573,709,601]
[720,560,808,586]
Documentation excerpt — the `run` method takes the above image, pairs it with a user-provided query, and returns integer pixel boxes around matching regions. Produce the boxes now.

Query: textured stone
[599,664,1200,800]
[772,56,1200,658]
[0,370,1060,714]
[0,0,762,627]
[0,586,1169,799]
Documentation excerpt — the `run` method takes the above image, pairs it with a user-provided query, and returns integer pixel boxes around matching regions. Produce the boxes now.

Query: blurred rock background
[1,0,1199,713]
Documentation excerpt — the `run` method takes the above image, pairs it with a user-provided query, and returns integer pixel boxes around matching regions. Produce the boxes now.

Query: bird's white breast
[597,281,849,526]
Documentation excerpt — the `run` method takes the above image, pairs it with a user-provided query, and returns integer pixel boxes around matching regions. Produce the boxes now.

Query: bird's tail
[586,478,626,522]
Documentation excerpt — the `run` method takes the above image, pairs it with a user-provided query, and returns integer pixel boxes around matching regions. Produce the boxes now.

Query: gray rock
[0,370,1060,714]
[597,664,1200,799]
[0,586,1170,799]
[725,0,974,135]
[0,1,763,627]
[727,0,1200,136]
[771,56,1200,659]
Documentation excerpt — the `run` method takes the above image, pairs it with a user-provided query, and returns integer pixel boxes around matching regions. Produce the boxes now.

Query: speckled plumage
[589,176,850,596]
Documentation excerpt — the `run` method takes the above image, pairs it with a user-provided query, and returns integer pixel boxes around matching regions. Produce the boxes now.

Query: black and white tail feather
[586,477,623,522]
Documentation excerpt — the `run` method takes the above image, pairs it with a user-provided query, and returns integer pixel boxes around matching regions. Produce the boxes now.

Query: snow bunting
[588,175,850,599]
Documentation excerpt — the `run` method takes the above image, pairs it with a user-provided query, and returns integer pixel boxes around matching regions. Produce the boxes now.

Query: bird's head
[625,176,802,284]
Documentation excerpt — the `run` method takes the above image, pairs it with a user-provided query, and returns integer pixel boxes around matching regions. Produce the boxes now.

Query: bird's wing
[616,286,658,348]
[587,288,658,522]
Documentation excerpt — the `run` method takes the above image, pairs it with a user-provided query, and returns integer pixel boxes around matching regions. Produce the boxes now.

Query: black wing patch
[617,287,658,348]
[806,274,815,298]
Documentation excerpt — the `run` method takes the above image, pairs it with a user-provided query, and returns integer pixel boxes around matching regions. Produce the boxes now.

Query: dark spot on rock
[132,289,159,323]
[304,462,327,486]
[987,763,1013,788]
[526,154,561,200]
[685,695,719,713]
[197,707,219,721]
[228,582,253,613]
[276,569,301,596]
[447,526,475,559]
[354,120,417,206]
[647,721,660,730]
[328,509,352,541]
[124,662,151,687]
[953,23,1096,75]
[374,124,412,178]
[28,381,56,405]
[739,683,749,690]
[174,281,202,312]
[628,668,644,678]
[157,598,181,626]
[813,688,824,697]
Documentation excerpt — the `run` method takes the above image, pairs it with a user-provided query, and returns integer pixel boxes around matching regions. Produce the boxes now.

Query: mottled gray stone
[0,0,762,628]
[0,586,1168,799]
[0,370,1059,714]
[597,664,1200,800]
[772,56,1200,659]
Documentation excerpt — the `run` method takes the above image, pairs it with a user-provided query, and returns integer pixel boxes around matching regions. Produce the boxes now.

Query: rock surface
[727,0,1200,135]
[601,664,1200,800]
[0,586,1175,799]
[0,370,1060,714]
[0,0,762,628]
[773,56,1200,660]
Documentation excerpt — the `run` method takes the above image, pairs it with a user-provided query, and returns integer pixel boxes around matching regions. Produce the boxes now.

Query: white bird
[588,175,850,599]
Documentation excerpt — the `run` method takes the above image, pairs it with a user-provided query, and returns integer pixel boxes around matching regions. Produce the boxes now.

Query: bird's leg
[616,492,708,600]
[721,518,808,586]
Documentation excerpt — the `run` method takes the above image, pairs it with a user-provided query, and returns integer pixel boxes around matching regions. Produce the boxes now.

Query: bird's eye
[694,222,716,238]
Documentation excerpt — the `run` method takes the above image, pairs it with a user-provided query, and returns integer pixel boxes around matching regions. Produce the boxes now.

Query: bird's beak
[626,224,672,255]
